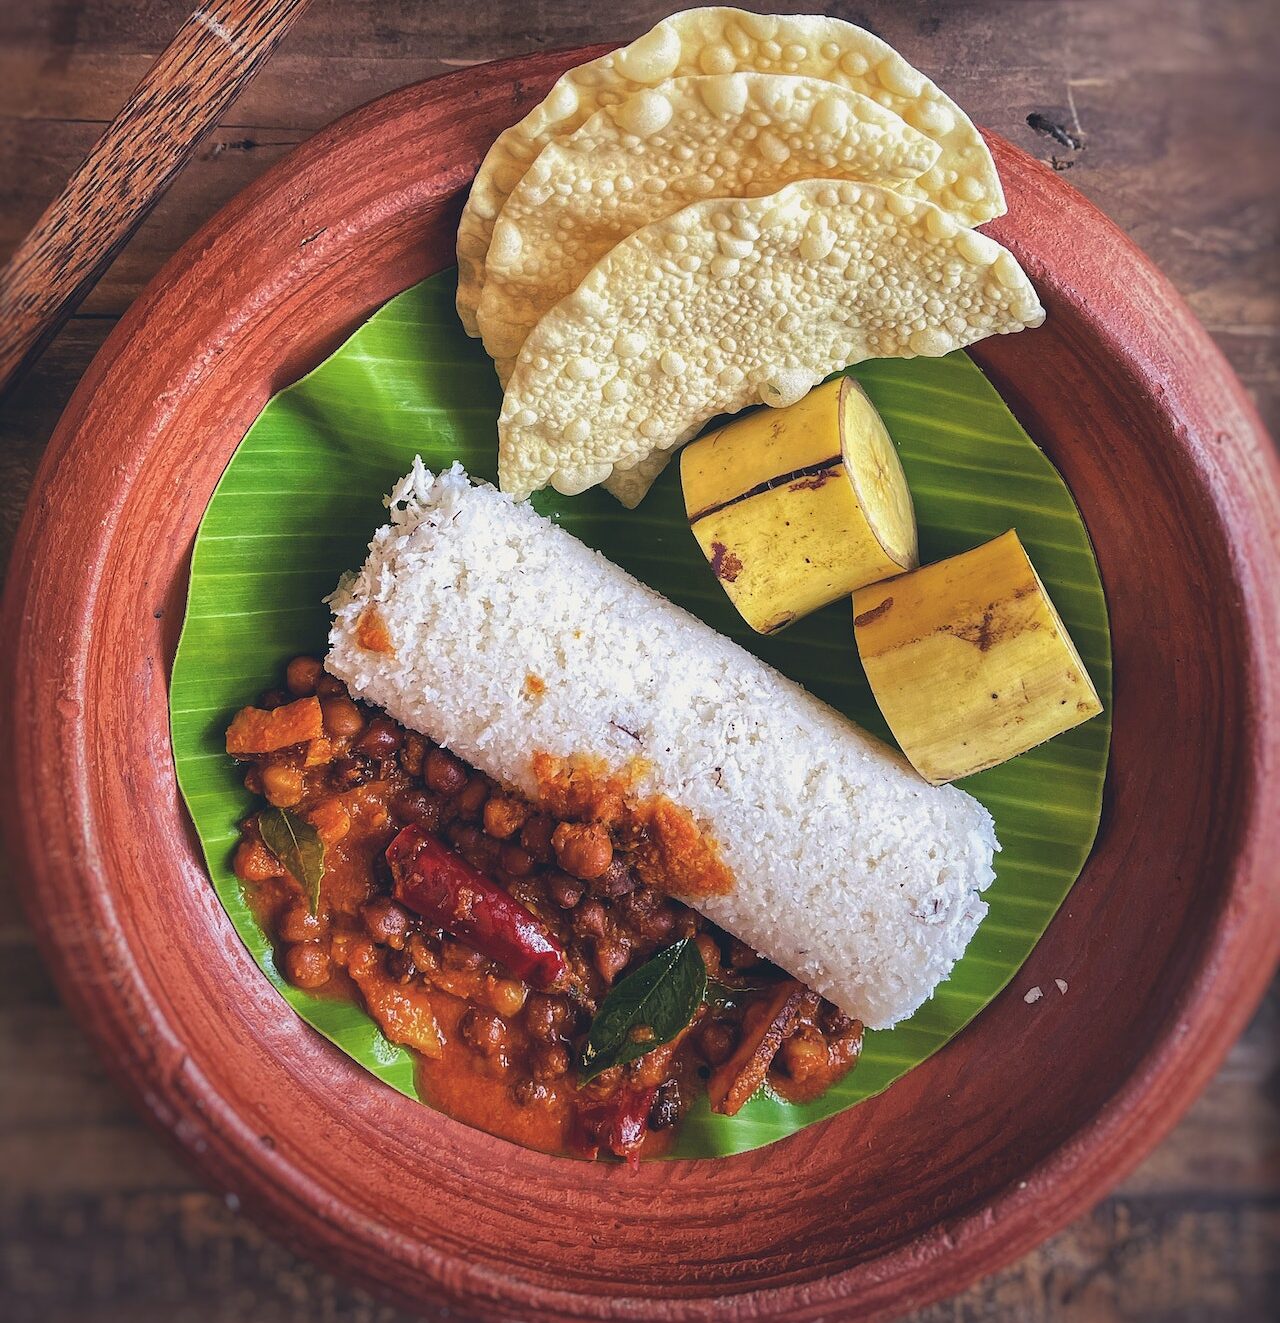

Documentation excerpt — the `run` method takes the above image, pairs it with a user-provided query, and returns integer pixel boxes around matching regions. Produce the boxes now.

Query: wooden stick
[0,0,312,399]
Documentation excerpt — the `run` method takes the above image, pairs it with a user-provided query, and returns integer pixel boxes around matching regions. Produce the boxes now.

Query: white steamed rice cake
[326,462,997,1029]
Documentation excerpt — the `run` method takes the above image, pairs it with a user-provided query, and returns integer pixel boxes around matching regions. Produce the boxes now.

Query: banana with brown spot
[682,375,918,633]
[853,530,1102,783]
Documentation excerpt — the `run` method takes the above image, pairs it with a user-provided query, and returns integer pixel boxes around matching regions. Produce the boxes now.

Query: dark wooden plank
[0,120,306,316]
[0,1,1275,1319]
[0,0,313,395]
[0,317,113,565]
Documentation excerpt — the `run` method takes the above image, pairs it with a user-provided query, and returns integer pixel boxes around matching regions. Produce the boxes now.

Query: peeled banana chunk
[853,529,1103,783]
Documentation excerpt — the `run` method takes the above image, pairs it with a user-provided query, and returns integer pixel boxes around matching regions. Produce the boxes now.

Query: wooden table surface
[1,2,1275,1319]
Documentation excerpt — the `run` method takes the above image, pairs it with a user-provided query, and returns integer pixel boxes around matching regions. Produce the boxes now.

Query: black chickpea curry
[228,656,864,1161]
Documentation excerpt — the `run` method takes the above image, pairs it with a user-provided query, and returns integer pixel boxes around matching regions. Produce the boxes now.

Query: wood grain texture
[2,34,1278,1322]
[0,0,311,396]
[1,3,1277,1320]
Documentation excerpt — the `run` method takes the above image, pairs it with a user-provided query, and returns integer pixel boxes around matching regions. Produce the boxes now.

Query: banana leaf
[170,272,1111,1158]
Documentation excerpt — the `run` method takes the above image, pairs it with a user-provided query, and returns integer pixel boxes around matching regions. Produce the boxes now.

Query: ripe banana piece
[853,530,1102,783]
[681,376,918,634]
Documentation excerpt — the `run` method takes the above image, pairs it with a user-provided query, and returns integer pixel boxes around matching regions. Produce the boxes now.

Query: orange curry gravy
[228,656,863,1160]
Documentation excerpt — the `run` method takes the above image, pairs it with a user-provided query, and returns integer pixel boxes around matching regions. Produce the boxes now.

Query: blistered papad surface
[457,6,1006,334]
[476,73,939,378]
[498,180,1044,500]
[603,448,677,508]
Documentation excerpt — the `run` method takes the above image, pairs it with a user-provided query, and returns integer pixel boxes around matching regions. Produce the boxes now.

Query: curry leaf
[259,807,325,914]
[580,938,707,1082]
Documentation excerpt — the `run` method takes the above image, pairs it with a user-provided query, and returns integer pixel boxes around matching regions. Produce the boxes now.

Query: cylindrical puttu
[326,462,997,1029]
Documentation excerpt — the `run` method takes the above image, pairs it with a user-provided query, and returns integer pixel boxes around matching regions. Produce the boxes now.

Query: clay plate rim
[2,48,1278,1323]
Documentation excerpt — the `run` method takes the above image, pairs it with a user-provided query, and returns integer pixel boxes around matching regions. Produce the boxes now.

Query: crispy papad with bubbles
[477,73,940,383]
[457,6,1005,336]
[497,180,1043,503]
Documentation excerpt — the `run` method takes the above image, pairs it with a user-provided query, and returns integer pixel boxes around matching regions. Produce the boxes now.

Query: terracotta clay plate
[3,48,1278,1323]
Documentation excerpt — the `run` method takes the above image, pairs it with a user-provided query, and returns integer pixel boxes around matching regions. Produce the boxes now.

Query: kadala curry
[228,656,863,1160]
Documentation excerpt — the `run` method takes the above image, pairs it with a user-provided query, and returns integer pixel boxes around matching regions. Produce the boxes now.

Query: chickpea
[546,871,585,909]
[455,775,489,819]
[361,897,410,949]
[234,839,282,883]
[399,732,426,776]
[524,993,569,1044]
[389,787,441,831]
[285,656,324,697]
[486,976,528,1018]
[277,899,329,944]
[321,696,364,739]
[261,762,304,808]
[499,842,534,878]
[531,1044,569,1081]
[461,1007,507,1058]
[594,937,631,983]
[355,716,403,758]
[552,822,613,881]
[573,898,609,940]
[592,856,634,898]
[462,834,500,873]
[425,748,467,795]
[283,942,331,989]
[447,822,483,855]
[519,814,556,862]
[242,769,263,796]
[779,1028,829,1082]
[327,931,356,969]
[483,795,528,840]
[315,673,346,697]
[693,933,722,979]
[442,939,485,971]
[637,901,676,943]
[513,1078,551,1107]
[407,933,439,973]
[699,1021,736,1066]
[616,888,648,922]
